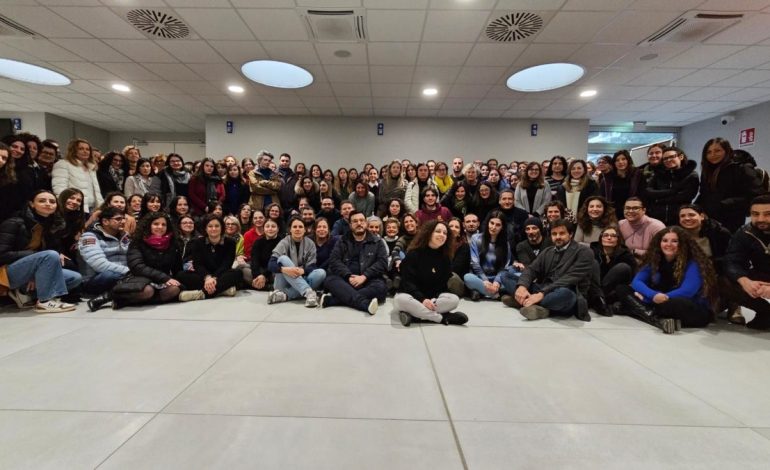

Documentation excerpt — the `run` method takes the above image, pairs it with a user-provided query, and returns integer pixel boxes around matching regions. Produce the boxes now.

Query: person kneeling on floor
[503,218,593,322]
[394,220,468,327]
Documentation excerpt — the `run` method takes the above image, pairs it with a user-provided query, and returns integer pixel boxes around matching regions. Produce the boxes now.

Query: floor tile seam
[450,418,753,429]
[0,408,155,415]
[420,327,470,470]
[158,411,452,422]
[0,323,95,362]
[94,321,265,469]
[59,316,264,323]
[750,428,770,442]
[582,329,751,428]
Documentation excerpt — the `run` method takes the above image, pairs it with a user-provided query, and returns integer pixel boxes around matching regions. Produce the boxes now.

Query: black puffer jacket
[697,160,762,233]
[724,223,770,281]
[644,160,699,226]
[0,207,65,267]
[127,237,183,284]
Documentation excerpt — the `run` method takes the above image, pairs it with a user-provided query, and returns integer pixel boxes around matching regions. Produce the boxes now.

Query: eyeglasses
[624,206,643,212]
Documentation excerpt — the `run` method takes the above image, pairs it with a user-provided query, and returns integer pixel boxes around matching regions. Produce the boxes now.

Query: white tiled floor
[0,290,769,469]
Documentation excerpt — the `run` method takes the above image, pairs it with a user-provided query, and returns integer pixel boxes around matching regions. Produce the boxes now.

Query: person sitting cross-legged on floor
[616,226,716,334]
[502,218,593,322]
[321,210,387,314]
[394,219,468,327]
[266,216,326,308]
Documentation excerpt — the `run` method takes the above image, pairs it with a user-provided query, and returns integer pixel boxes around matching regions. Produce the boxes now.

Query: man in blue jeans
[78,207,131,295]
[502,219,593,322]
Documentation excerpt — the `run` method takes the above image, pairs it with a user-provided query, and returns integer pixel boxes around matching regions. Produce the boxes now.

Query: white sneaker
[221,286,237,297]
[8,289,35,309]
[304,290,318,308]
[35,298,76,314]
[367,298,378,315]
[267,290,288,304]
[179,290,205,302]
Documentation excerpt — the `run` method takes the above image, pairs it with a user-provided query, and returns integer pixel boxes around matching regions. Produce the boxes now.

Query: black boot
[441,311,469,325]
[620,294,654,324]
[590,295,613,317]
[87,292,112,312]
[398,311,414,327]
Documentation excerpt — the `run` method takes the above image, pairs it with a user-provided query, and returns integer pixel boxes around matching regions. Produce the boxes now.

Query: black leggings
[721,271,770,320]
[175,270,241,298]
[601,263,633,301]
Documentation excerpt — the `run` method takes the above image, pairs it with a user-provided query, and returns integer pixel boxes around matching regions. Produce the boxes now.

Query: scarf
[132,175,151,194]
[109,166,124,191]
[204,174,222,202]
[144,233,172,250]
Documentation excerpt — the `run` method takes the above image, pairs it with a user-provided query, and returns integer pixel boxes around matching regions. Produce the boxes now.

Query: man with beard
[500,217,551,291]
[502,219,593,322]
[463,212,480,244]
[498,189,529,246]
[723,194,770,330]
[321,211,388,314]
[277,152,298,210]
[318,196,341,227]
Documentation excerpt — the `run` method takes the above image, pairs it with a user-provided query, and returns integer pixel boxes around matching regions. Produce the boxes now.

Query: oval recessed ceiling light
[111,83,131,92]
[506,63,584,92]
[334,50,352,58]
[241,60,313,89]
[580,89,597,98]
[422,87,438,96]
[0,58,71,86]
[228,85,245,93]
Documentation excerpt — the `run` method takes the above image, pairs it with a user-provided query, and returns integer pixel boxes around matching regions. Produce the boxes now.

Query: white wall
[680,101,770,169]
[45,113,110,152]
[108,131,205,153]
[205,115,589,167]
[0,111,46,137]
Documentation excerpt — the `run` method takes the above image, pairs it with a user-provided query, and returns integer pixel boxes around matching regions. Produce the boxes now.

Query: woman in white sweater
[52,139,103,212]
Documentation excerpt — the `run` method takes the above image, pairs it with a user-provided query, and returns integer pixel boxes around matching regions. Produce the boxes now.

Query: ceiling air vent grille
[0,14,39,37]
[300,8,366,42]
[486,12,543,42]
[639,11,744,45]
[126,9,190,39]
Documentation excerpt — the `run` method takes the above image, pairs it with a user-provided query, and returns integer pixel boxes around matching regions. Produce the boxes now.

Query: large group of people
[1,132,769,335]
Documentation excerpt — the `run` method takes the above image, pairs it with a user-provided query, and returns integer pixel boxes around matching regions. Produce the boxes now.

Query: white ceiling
[2,0,770,132]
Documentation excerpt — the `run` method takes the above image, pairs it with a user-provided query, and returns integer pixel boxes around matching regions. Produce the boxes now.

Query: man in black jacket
[321,211,388,314]
[503,219,593,322]
[500,216,550,293]
[277,152,298,210]
[723,195,770,330]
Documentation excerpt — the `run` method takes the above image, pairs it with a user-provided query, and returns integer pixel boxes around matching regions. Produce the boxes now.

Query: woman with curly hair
[617,226,717,334]
[514,161,551,217]
[395,219,468,326]
[574,196,617,245]
[381,197,406,222]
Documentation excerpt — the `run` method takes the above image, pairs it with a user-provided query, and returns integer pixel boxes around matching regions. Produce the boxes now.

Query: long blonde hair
[64,138,95,167]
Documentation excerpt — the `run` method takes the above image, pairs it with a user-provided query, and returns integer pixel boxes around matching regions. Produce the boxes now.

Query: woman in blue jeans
[464,210,511,300]
[0,190,82,313]
[267,216,326,307]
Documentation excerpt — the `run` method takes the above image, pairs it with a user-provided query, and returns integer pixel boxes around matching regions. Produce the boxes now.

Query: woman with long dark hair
[695,137,762,232]
[168,195,191,225]
[0,190,82,312]
[545,155,568,197]
[600,150,644,220]
[250,218,281,291]
[377,160,406,214]
[175,214,240,301]
[124,158,160,198]
[470,182,499,223]
[0,142,26,222]
[56,188,86,269]
[463,210,511,300]
[188,158,224,216]
[223,164,250,216]
[140,192,163,219]
[618,226,717,334]
[159,153,190,208]
[405,163,436,214]
[590,226,636,311]
[96,151,128,197]
[88,211,183,311]
[446,217,470,297]
[395,220,468,326]
[266,217,325,307]
[514,162,551,217]
[334,167,353,200]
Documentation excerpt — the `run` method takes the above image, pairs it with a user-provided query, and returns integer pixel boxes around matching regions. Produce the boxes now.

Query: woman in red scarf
[87,211,182,311]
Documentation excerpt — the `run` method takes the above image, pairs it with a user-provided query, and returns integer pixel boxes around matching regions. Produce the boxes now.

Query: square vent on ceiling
[0,14,40,38]
[299,8,366,42]
[639,11,745,45]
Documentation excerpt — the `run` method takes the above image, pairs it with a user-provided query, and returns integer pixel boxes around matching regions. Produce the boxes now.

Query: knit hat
[524,216,543,231]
